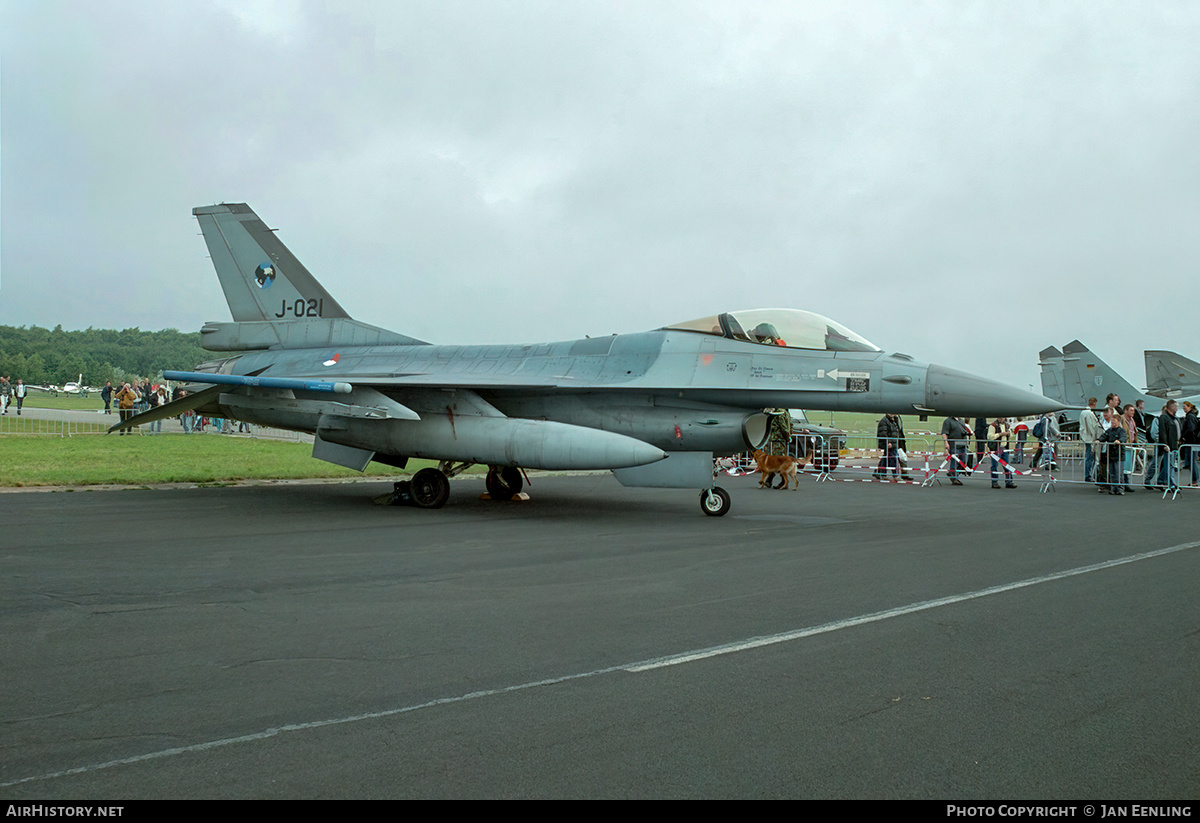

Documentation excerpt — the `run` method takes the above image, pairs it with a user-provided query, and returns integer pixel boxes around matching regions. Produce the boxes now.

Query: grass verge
[12,395,107,412]
[0,434,474,487]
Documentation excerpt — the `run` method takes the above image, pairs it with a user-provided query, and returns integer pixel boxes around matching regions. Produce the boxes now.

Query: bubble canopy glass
[662,309,880,353]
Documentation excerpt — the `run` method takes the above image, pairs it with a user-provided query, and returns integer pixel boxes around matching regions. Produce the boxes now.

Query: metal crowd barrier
[725,432,944,485]
[1019,430,1197,499]
[721,427,1197,500]
[0,409,110,437]
[827,433,934,483]
[0,408,306,442]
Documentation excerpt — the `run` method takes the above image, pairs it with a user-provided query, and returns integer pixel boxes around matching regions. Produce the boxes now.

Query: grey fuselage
[198,327,1051,463]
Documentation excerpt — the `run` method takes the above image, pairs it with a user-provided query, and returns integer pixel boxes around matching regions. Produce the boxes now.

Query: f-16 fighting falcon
[114,203,1059,515]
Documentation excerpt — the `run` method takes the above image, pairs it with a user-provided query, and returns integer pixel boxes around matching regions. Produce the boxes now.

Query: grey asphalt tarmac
[2,474,1198,799]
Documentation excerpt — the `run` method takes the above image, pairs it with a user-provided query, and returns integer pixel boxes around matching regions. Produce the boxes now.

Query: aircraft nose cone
[926,363,1062,418]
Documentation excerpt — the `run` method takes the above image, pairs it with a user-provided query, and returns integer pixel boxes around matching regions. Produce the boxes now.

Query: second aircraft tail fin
[1038,346,1067,405]
[1144,350,1200,399]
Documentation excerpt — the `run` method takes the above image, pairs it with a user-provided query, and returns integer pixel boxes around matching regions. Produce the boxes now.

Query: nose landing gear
[700,486,731,516]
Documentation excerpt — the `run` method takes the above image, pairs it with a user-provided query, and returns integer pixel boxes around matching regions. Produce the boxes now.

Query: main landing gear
[383,462,731,516]
[380,462,528,509]
[381,462,465,509]
[410,467,450,509]
[485,466,524,501]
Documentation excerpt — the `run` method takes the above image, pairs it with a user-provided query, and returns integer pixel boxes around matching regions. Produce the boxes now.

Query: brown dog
[753,448,810,490]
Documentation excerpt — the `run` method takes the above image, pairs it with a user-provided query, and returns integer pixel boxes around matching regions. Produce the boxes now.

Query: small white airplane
[58,375,98,395]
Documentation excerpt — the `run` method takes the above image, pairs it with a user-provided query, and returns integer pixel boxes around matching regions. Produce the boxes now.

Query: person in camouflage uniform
[765,408,793,456]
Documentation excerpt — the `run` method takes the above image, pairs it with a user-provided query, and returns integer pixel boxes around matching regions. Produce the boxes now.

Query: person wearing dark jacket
[873,413,911,481]
[1140,400,1160,487]
[1097,418,1127,495]
[1133,399,1153,442]
[1156,400,1181,489]
[1181,401,1200,486]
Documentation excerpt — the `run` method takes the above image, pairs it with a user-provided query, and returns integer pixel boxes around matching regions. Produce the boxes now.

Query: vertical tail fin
[1059,340,1148,407]
[193,203,349,323]
[1038,346,1067,404]
[1144,350,1200,399]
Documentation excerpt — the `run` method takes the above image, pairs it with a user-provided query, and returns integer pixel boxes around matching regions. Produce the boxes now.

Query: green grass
[0,410,958,488]
[814,411,945,452]
[0,434,478,487]
[13,393,106,411]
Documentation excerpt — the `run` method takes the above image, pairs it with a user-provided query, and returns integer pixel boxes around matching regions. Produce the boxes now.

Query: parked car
[788,409,846,471]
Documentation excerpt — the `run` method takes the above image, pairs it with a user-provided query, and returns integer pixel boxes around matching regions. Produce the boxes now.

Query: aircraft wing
[108,385,224,433]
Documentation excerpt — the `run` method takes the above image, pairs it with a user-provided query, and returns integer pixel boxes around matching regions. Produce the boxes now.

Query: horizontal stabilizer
[108,384,223,433]
[200,319,427,352]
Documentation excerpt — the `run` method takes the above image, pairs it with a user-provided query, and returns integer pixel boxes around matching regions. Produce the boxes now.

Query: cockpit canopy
[662,308,880,353]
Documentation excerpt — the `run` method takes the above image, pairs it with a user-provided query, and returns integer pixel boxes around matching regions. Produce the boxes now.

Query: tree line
[0,325,210,387]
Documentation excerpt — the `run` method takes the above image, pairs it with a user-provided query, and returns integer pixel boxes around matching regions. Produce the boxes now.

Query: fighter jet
[1144,350,1200,399]
[1040,340,1200,412]
[116,203,1059,515]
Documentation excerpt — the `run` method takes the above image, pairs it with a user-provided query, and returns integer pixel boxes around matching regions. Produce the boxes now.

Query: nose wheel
[700,486,731,516]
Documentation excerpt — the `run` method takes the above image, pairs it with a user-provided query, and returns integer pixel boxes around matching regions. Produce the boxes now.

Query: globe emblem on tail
[254,263,276,288]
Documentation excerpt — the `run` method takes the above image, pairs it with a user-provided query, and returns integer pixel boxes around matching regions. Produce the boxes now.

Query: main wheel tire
[700,486,731,517]
[411,468,450,509]
[485,466,523,501]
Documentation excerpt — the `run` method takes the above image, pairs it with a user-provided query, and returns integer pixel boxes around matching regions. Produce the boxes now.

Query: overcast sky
[3,0,1198,391]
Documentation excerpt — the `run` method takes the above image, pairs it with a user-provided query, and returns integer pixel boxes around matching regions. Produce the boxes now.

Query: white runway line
[5,539,1198,789]
[627,540,1200,670]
